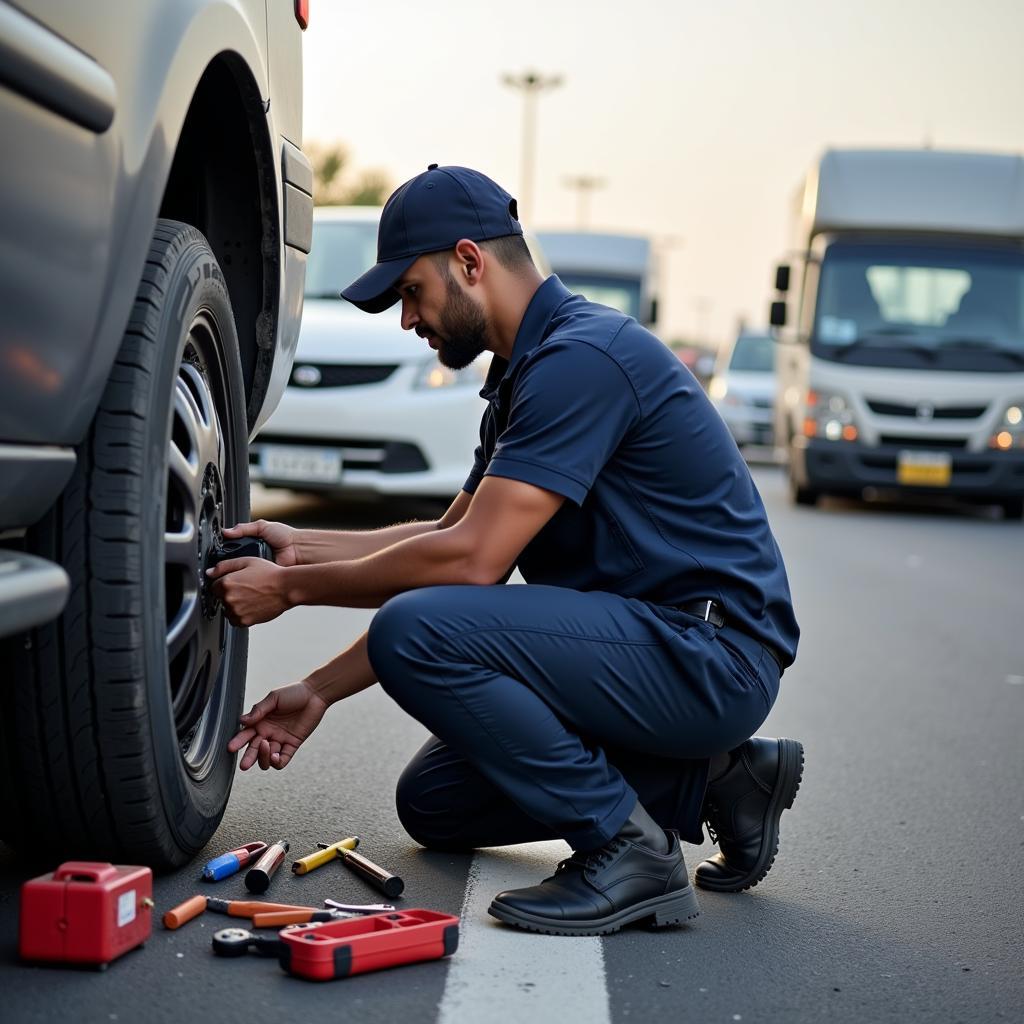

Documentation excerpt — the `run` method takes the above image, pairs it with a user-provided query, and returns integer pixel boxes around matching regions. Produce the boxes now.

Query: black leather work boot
[695,737,804,892]
[487,802,701,936]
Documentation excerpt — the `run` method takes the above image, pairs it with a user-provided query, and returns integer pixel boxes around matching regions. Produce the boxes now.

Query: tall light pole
[563,175,606,229]
[501,71,563,224]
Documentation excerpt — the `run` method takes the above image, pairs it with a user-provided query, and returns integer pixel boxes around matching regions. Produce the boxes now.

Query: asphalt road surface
[2,468,1022,1023]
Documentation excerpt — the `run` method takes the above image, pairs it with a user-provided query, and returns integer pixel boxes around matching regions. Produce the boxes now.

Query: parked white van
[770,149,1024,518]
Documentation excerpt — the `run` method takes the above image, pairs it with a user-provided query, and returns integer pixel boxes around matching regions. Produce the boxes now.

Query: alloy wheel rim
[163,312,236,778]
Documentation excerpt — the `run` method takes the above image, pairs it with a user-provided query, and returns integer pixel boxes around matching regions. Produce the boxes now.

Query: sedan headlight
[412,356,487,391]
[708,377,748,406]
[989,400,1024,450]
[803,388,859,442]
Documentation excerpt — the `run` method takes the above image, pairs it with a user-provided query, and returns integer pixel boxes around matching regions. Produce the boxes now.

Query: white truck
[770,149,1024,518]
[536,231,658,327]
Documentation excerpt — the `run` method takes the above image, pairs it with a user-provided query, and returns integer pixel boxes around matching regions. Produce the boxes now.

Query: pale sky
[301,0,1024,348]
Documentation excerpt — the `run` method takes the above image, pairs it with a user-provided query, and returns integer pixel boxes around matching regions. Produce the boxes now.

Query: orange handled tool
[163,894,206,930]
[252,909,352,928]
[206,898,316,918]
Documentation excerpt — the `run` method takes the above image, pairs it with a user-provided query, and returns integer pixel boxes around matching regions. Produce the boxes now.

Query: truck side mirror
[774,265,791,293]
[769,300,787,327]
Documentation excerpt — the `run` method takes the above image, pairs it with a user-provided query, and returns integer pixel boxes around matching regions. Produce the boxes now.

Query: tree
[307,142,391,207]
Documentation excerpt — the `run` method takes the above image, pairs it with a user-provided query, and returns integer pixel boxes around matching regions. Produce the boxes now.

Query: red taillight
[295,0,309,30]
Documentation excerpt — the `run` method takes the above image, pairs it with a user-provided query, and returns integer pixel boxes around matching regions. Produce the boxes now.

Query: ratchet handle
[208,538,274,568]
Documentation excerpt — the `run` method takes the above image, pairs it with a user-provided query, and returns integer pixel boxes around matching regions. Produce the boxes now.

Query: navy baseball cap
[341,164,523,313]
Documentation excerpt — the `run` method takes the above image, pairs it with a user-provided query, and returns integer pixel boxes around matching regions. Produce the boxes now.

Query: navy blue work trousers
[366,584,780,852]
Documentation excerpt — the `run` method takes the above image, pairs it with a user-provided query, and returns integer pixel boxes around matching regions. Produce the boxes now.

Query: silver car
[0,1,310,865]
[708,333,776,448]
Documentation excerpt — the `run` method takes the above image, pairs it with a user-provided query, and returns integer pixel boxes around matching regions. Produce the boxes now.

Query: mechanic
[209,165,804,936]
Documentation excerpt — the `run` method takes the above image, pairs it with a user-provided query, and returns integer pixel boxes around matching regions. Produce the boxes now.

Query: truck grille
[866,399,987,420]
[878,435,968,449]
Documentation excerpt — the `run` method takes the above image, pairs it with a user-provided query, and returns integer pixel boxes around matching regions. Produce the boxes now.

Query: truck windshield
[812,241,1024,371]
[304,219,379,299]
[557,274,642,320]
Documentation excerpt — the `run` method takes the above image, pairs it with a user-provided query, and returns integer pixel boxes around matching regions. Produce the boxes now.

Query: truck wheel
[1,221,249,867]
[787,454,820,507]
[790,483,820,507]
[1001,498,1023,521]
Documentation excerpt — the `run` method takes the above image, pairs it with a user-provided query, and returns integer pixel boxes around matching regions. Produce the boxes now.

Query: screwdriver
[206,898,316,918]
[201,842,268,882]
[291,836,359,875]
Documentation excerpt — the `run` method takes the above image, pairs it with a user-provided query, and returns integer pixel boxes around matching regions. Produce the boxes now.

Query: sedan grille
[289,363,399,388]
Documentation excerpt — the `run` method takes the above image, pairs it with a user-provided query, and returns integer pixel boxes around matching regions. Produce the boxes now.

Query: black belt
[676,599,785,674]
[677,598,727,628]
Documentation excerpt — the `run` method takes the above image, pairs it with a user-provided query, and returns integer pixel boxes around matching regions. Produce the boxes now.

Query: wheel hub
[198,463,226,618]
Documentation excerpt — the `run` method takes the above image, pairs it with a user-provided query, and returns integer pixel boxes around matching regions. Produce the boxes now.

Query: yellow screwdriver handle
[291,836,359,875]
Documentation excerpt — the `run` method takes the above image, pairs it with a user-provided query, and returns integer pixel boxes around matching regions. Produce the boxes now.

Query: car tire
[787,448,820,507]
[1000,497,1024,521]
[1,220,249,868]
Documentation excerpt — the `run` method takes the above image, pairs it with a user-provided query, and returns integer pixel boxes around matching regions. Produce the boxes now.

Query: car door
[0,0,119,444]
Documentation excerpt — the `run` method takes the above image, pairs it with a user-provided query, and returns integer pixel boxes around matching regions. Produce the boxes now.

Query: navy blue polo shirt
[463,276,799,667]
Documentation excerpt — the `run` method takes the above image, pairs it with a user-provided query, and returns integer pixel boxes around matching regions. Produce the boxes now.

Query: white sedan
[251,207,490,501]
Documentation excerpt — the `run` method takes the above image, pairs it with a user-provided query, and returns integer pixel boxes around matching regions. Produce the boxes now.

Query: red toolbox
[19,861,153,966]
[279,909,459,981]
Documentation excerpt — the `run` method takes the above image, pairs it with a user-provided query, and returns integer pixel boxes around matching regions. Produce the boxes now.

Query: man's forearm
[294,520,439,565]
[285,524,489,609]
[305,631,378,705]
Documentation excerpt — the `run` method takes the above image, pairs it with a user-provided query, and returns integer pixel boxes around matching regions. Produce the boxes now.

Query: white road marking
[1006,675,1024,686]
[438,840,611,1024]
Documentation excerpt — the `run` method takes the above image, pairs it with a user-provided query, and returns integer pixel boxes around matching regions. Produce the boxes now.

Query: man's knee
[367,590,440,694]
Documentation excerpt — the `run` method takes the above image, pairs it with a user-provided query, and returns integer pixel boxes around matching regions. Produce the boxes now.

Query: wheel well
[159,54,279,433]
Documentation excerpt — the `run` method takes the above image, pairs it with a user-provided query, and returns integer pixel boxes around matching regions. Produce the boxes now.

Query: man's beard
[429,267,489,370]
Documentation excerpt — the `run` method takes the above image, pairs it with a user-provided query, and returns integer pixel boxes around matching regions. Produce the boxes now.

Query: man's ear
[453,239,484,283]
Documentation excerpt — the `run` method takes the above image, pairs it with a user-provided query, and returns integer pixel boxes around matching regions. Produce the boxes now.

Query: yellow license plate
[897,450,952,487]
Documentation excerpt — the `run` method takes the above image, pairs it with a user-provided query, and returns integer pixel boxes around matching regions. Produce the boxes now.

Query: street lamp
[501,70,563,224]
[563,175,606,229]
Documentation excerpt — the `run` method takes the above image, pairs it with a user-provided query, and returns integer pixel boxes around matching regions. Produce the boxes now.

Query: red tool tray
[278,909,459,981]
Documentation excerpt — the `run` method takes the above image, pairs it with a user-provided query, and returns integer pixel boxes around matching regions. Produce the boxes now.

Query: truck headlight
[412,356,486,391]
[803,389,859,442]
[988,401,1024,450]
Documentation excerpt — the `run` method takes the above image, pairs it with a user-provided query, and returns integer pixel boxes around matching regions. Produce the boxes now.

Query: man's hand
[228,681,329,770]
[222,519,301,566]
[207,557,291,626]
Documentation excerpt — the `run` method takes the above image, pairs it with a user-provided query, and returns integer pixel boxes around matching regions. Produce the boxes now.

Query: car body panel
[0,0,304,452]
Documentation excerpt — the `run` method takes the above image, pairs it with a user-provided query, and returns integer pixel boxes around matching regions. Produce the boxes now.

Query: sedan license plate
[260,445,342,483]
[897,449,951,487]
